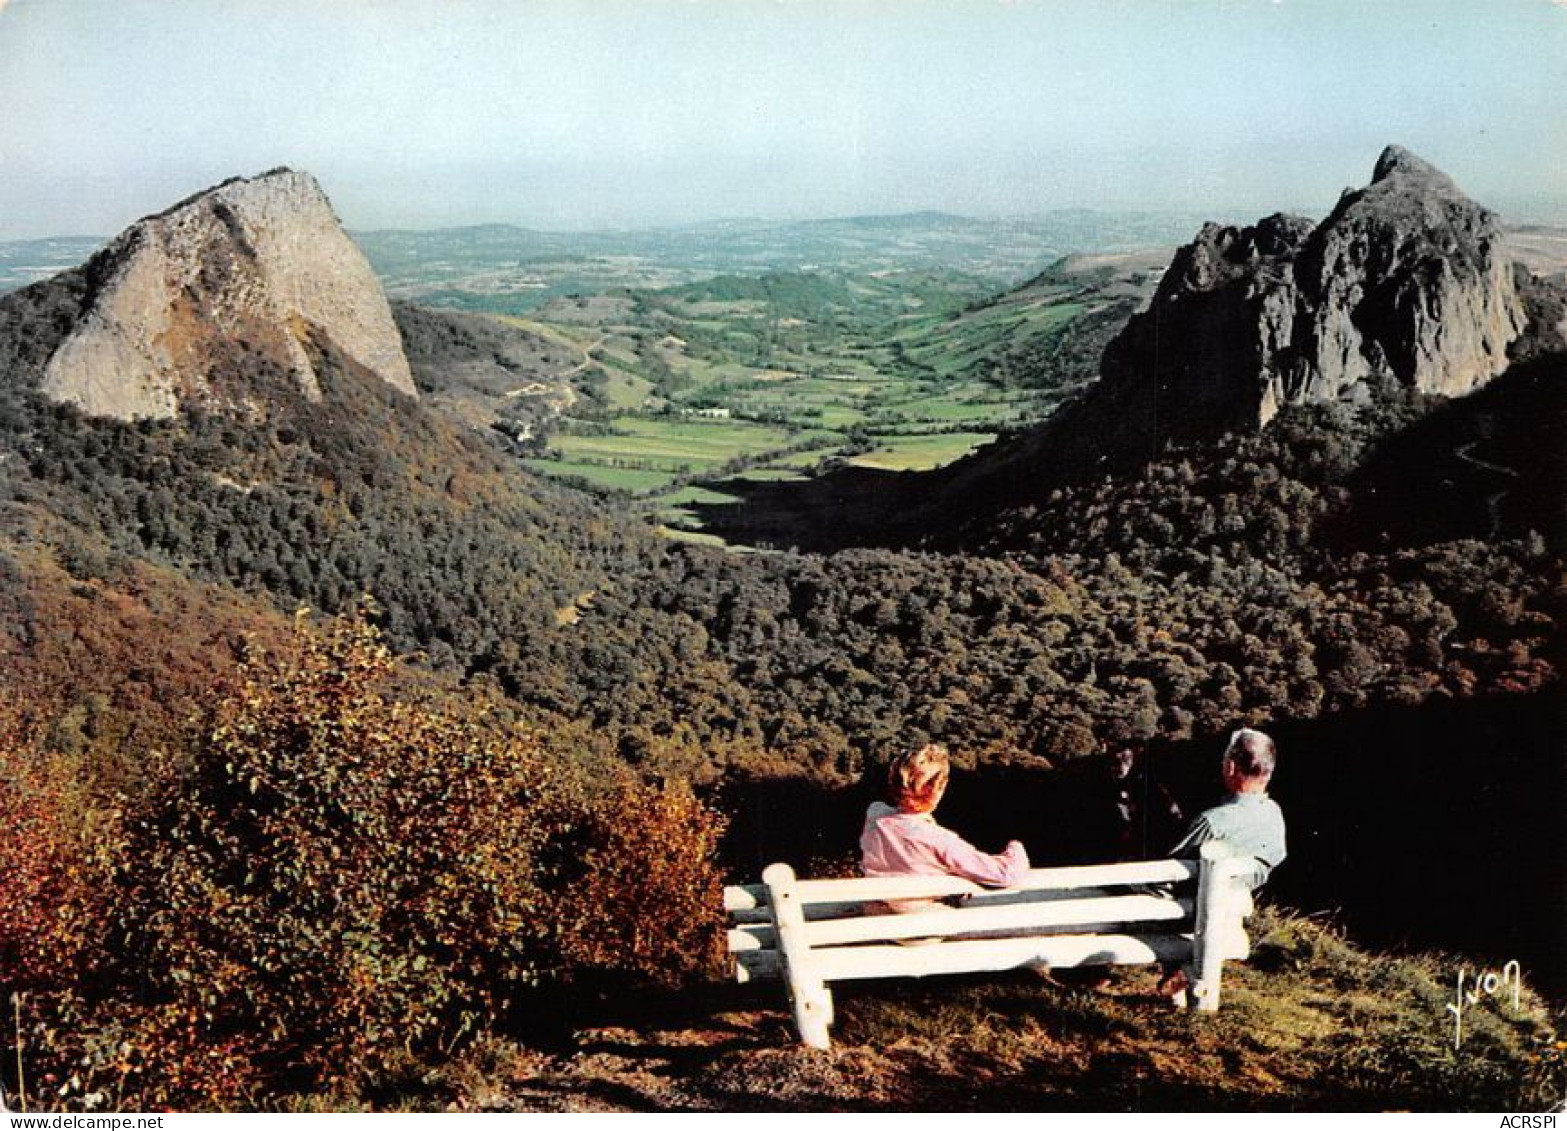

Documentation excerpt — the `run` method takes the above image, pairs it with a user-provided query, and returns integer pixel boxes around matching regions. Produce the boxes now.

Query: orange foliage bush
[6,610,732,1107]
[0,706,110,997]
[103,612,556,1096]
[544,778,727,988]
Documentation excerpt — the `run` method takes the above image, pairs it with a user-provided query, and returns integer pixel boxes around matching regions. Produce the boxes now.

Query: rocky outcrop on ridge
[692,147,1563,552]
[1097,146,1530,439]
[30,169,415,420]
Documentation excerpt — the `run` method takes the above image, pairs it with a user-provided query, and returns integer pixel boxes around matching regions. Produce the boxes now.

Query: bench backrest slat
[809,892,1192,947]
[723,858,1197,913]
[724,884,766,912]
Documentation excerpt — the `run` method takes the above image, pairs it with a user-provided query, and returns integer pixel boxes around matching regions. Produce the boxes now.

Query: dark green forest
[3,298,1561,788]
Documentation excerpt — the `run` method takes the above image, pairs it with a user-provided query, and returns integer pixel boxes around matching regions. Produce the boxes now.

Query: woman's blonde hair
[887,743,950,813]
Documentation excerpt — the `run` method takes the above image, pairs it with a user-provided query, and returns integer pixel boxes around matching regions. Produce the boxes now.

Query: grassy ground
[849,431,998,471]
[874,382,1026,425]
[549,419,795,473]
[887,293,1085,378]
[603,370,655,410]
[660,485,741,507]
[519,459,675,493]
[763,447,841,470]
[654,526,734,549]
[367,909,1563,1112]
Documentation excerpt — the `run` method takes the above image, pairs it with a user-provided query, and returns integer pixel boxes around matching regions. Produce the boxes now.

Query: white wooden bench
[724,842,1254,1049]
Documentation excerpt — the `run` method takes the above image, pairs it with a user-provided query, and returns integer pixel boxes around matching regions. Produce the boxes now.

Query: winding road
[1454,440,1520,539]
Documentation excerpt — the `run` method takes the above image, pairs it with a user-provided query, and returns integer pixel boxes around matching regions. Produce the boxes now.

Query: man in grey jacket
[1158,727,1286,1002]
[1170,727,1287,893]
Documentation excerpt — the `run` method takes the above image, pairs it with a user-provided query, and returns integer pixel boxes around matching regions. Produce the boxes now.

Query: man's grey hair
[1223,727,1276,778]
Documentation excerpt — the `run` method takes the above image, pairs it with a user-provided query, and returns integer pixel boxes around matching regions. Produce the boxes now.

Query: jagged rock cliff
[1100,146,1528,436]
[700,147,1561,551]
[35,169,415,420]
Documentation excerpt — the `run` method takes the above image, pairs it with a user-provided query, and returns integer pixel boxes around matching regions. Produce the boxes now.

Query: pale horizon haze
[1,0,1564,240]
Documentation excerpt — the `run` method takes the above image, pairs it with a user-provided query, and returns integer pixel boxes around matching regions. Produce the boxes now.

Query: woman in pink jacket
[860,743,1030,900]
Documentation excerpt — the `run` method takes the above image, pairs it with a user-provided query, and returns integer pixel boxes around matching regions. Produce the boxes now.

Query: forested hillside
[4,321,1560,786]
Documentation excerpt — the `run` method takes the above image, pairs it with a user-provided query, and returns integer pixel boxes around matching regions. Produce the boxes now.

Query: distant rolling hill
[1504,224,1567,281]
[883,252,1169,407]
[0,236,106,293]
[346,209,1205,313]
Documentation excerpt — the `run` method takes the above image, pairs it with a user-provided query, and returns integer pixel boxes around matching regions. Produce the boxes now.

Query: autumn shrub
[17,996,269,1113]
[66,610,729,1106]
[0,706,111,996]
[543,775,727,988]
[0,705,135,1111]
[93,612,558,1100]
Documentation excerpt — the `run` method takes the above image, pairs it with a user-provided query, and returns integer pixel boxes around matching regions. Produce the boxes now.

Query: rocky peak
[1371,144,1453,187]
[1098,146,1529,439]
[35,169,415,420]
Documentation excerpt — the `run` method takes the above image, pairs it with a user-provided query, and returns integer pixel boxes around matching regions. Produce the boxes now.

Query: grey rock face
[38,169,415,420]
[1100,146,1527,437]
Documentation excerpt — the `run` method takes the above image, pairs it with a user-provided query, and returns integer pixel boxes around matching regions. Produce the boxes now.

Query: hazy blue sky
[1,0,1564,239]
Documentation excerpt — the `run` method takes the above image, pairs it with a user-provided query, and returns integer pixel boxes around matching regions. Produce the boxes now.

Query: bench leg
[1191,972,1221,1012]
[764,862,835,1049]
[793,982,834,1050]
[1193,844,1250,1012]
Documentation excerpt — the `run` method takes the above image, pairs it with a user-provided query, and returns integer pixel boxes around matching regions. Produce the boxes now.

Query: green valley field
[416,250,1166,538]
